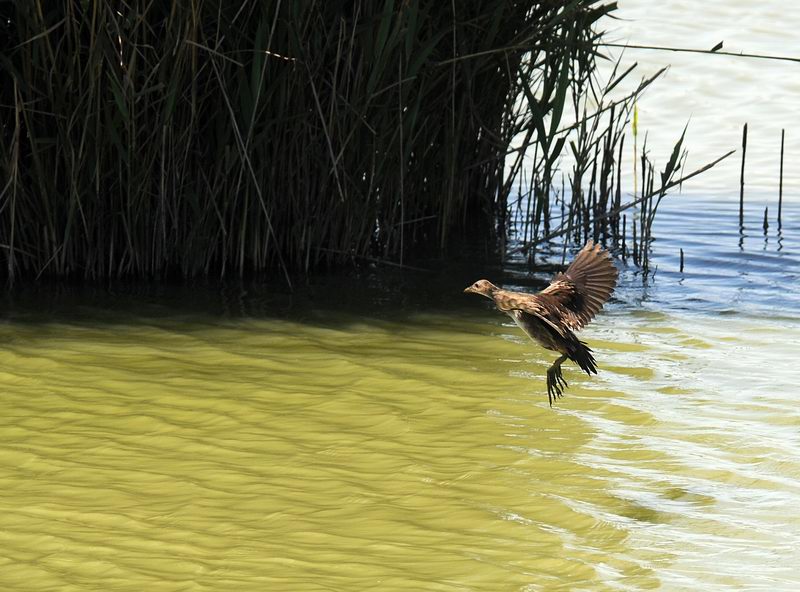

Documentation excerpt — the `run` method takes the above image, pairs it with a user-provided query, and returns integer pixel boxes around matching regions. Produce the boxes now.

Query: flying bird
[464,242,618,405]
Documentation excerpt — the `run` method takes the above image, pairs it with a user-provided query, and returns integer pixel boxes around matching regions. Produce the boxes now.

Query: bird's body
[465,242,618,405]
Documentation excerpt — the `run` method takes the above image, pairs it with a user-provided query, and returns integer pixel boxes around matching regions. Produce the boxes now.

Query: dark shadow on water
[0,262,493,328]
[0,234,566,329]
[1,196,798,326]
[616,498,673,525]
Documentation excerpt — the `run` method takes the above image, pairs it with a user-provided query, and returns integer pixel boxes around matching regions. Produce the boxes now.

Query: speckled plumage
[465,241,618,405]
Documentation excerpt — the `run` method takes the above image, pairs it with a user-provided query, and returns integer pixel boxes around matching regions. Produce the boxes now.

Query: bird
[464,241,618,405]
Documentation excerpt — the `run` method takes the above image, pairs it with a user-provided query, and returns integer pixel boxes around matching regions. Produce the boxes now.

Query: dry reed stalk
[779,129,785,227]
[740,123,748,227]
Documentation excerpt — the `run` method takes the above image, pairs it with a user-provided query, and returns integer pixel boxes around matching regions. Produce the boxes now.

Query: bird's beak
[464,285,475,294]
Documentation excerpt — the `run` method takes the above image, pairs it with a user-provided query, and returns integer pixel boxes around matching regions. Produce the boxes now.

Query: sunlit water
[1,197,799,590]
[602,0,800,195]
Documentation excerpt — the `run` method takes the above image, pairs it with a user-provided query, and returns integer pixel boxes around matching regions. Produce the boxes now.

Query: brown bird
[464,242,618,405]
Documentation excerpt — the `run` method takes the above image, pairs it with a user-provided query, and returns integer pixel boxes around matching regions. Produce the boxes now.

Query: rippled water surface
[2,198,799,590]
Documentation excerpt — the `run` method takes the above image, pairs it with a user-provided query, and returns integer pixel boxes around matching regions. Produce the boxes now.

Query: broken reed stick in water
[599,42,800,65]
[779,129,785,227]
[679,248,684,272]
[740,123,747,227]
[622,214,627,261]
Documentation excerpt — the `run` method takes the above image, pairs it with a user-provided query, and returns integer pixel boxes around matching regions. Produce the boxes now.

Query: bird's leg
[546,354,569,406]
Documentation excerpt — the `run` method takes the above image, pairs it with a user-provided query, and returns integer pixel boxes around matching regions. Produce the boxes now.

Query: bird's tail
[568,339,597,375]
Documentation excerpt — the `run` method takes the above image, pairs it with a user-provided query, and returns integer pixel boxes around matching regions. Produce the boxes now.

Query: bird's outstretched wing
[538,241,618,330]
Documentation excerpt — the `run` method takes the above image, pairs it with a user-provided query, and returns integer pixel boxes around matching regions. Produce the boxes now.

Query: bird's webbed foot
[546,355,569,406]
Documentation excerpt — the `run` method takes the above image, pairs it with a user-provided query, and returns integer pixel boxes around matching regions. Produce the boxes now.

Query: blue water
[503,195,800,320]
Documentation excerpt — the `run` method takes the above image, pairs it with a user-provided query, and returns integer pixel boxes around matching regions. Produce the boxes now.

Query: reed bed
[506,61,733,275]
[0,0,622,283]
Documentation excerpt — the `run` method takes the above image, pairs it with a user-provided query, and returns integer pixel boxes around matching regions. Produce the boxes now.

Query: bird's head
[464,279,498,299]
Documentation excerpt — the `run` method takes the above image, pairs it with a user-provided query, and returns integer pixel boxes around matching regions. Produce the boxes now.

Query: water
[1,196,799,590]
[3,1,800,587]
[601,0,800,195]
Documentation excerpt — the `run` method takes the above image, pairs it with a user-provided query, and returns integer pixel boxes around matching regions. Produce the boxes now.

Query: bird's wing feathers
[489,242,617,334]
[538,241,618,330]
[493,292,567,337]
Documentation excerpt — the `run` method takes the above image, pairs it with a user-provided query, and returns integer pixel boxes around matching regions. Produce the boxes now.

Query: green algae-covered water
[1,199,799,590]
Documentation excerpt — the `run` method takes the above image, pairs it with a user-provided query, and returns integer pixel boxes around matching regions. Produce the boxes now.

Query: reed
[505,53,734,277]
[507,99,733,274]
[740,123,748,228]
[0,0,618,283]
[779,129,785,227]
